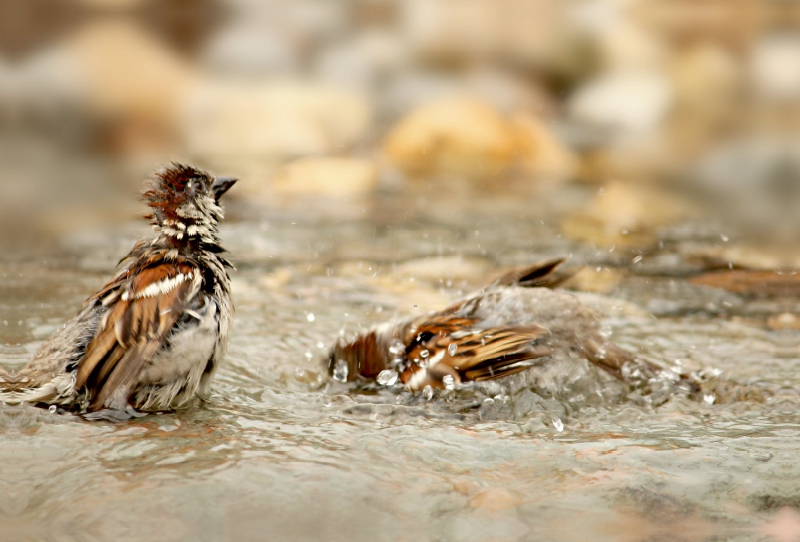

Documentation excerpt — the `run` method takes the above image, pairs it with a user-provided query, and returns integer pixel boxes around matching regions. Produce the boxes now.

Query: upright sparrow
[2,163,236,413]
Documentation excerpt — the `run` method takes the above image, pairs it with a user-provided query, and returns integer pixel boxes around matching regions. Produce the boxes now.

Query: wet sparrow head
[145,163,237,244]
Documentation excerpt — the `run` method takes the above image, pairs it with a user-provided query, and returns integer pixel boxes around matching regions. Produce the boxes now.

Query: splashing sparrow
[328,258,700,398]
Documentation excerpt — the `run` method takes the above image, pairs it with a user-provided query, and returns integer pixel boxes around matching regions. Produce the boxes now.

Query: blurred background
[1,0,799,265]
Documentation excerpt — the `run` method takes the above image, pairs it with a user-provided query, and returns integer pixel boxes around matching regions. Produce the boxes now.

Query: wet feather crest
[143,163,223,241]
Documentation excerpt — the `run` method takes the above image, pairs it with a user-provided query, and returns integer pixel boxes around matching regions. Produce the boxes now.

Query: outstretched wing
[399,316,552,390]
[76,261,201,411]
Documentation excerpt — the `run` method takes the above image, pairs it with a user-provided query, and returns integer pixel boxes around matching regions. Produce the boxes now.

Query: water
[1,184,798,541]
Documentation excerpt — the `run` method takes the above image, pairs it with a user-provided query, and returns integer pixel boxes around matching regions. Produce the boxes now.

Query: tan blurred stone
[511,112,578,181]
[561,180,688,247]
[384,97,517,178]
[597,16,667,72]
[66,20,197,150]
[185,81,373,157]
[401,0,561,64]
[635,0,759,49]
[385,98,575,180]
[671,44,742,112]
[271,157,378,197]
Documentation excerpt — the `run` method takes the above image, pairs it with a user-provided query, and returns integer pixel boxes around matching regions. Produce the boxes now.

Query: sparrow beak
[212,176,238,200]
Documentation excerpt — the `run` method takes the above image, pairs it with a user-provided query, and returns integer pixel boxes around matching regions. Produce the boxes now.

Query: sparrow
[1,163,236,413]
[327,258,700,397]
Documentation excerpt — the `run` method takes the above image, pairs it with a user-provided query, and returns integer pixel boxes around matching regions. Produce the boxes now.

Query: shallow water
[2,184,799,542]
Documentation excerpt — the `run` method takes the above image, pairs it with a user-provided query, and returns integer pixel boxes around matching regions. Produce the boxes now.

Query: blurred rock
[592,10,667,71]
[636,0,759,49]
[384,97,573,180]
[315,30,409,91]
[400,0,561,65]
[750,35,800,102]
[671,43,742,113]
[203,25,298,76]
[66,20,197,152]
[511,112,578,181]
[382,69,556,121]
[383,97,517,178]
[184,80,373,156]
[561,180,689,247]
[271,157,377,197]
[568,71,672,134]
[667,43,744,160]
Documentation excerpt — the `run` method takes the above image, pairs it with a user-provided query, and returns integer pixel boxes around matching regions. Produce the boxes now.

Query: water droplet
[377,369,398,386]
[306,313,315,322]
[419,349,430,359]
[422,386,434,400]
[442,375,456,390]
[317,341,326,349]
[389,339,405,356]
[304,351,312,359]
[553,419,564,432]
[448,343,458,356]
[703,394,716,405]
[332,359,349,382]
[48,405,57,414]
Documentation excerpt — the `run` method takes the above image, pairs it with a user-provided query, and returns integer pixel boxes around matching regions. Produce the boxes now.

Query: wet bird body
[329,259,685,394]
[1,164,236,413]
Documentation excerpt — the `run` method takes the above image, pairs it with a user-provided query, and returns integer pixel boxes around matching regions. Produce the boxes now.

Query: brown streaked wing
[76,262,198,411]
[404,318,552,385]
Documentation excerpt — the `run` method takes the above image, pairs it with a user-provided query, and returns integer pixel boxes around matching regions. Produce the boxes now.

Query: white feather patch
[136,273,191,299]
[427,349,445,368]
